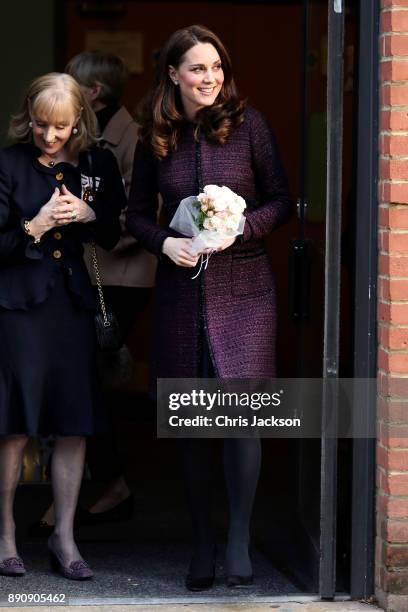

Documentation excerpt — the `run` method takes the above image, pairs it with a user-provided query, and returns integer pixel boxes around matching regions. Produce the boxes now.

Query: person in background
[0,73,123,579]
[30,51,156,536]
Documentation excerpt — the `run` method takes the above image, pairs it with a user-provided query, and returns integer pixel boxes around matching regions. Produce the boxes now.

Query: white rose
[203,217,214,230]
[227,196,246,214]
[203,185,222,200]
[212,197,228,212]
[235,195,246,212]
[225,214,240,231]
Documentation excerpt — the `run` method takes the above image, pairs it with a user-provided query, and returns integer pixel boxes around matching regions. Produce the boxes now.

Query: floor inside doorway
[2,396,310,605]
[5,481,301,605]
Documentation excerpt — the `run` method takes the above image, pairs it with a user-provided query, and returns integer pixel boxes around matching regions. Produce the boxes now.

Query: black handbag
[90,243,123,352]
[85,152,123,352]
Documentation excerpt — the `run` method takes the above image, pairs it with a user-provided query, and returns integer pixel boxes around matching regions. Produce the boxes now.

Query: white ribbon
[191,251,213,280]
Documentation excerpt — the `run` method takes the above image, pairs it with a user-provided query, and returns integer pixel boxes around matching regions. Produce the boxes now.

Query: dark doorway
[4,0,377,605]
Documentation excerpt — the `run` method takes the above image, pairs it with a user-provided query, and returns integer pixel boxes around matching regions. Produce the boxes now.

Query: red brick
[378,275,385,300]
[381,134,408,156]
[378,445,408,470]
[379,301,408,324]
[380,207,408,229]
[381,159,390,179]
[380,110,408,131]
[379,324,408,348]
[390,473,408,495]
[382,11,408,35]
[383,34,408,57]
[391,279,408,299]
[384,494,408,521]
[378,397,408,422]
[382,518,408,542]
[378,348,408,372]
[382,0,408,7]
[376,536,383,567]
[382,231,408,252]
[378,467,389,493]
[392,160,408,180]
[383,543,408,568]
[378,373,408,397]
[380,422,408,447]
[381,84,408,106]
[377,565,386,591]
[379,279,408,301]
[380,182,408,204]
[381,59,408,81]
[384,569,408,594]
[390,498,408,519]
[379,253,408,275]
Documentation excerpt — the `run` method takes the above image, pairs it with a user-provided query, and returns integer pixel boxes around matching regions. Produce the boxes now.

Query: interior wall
[0,0,56,146]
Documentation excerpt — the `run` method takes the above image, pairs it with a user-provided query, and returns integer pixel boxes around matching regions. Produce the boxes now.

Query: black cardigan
[0,143,124,310]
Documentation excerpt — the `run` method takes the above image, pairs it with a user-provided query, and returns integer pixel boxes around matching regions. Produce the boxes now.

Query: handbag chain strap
[91,243,110,327]
[86,151,110,329]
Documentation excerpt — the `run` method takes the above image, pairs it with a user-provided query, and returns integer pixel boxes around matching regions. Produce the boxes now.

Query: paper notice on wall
[85,31,143,74]
[334,0,342,12]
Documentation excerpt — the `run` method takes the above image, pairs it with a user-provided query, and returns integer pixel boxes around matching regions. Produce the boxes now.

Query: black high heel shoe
[225,541,254,587]
[78,494,134,525]
[185,546,216,592]
[225,574,254,587]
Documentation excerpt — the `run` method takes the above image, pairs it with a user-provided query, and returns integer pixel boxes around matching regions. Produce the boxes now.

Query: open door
[288,0,348,597]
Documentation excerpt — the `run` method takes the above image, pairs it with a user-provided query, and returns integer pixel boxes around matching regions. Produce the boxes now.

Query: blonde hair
[8,72,99,154]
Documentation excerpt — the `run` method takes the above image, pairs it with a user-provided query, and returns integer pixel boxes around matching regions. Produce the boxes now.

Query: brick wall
[378,2,408,611]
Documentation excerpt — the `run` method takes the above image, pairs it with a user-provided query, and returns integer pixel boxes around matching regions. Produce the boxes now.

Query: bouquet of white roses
[169,184,246,256]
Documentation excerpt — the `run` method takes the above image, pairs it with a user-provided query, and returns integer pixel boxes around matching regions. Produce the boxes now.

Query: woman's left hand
[52,184,96,225]
[216,235,237,252]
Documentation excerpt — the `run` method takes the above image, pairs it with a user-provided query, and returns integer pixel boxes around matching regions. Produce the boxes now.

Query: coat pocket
[230,249,275,298]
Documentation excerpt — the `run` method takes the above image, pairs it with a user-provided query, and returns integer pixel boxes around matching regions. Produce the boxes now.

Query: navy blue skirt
[0,271,106,436]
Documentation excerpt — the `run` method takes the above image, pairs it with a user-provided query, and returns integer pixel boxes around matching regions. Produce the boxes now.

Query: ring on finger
[71,210,77,221]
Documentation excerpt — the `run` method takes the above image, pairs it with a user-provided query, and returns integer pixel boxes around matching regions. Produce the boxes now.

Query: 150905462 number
[7,593,66,603]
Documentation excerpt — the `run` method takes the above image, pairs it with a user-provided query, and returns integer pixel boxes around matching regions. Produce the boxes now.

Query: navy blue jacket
[0,143,124,310]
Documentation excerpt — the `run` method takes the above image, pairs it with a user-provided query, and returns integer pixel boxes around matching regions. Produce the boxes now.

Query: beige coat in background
[85,106,157,287]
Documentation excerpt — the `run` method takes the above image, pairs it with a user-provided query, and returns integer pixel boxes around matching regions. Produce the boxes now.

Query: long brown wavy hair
[139,25,246,159]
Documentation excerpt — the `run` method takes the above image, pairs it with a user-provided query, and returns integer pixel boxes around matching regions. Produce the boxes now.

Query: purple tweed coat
[126,106,293,379]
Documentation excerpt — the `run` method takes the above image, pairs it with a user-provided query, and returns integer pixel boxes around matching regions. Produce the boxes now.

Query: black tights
[181,437,261,577]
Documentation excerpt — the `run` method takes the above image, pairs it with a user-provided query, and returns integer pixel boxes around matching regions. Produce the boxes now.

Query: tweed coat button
[56,172,64,181]
[54,232,62,240]
[53,249,62,259]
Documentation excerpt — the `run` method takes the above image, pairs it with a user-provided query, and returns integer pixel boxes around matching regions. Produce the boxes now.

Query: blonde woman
[0,73,124,579]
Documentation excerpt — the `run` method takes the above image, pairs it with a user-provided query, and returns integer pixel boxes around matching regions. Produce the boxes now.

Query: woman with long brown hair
[127,25,293,590]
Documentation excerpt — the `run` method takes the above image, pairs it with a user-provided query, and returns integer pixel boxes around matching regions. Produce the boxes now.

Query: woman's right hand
[28,187,66,240]
[162,237,200,267]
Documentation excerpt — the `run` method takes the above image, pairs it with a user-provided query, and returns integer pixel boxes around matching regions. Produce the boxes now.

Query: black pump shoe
[226,574,254,587]
[78,494,134,525]
[185,573,215,591]
[185,545,216,592]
